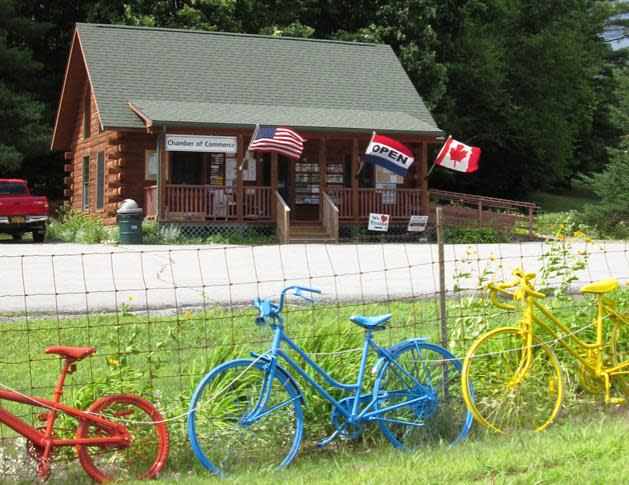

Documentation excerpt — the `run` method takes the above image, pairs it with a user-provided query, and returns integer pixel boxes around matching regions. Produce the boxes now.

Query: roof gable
[55,23,441,148]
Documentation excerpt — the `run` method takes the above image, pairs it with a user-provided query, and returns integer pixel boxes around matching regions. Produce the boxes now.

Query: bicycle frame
[0,355,129,455]
[491,276,629,382]
[247,319,430,429]
[528,296,629,377]
[0,390,129,448]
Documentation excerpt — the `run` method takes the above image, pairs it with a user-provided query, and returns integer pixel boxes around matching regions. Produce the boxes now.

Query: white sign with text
[165,134,237,153]
[407,215,429,232]
[368,213,390,232]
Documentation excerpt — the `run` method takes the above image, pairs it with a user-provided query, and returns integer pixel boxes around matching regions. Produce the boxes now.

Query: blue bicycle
[188,286,473,476]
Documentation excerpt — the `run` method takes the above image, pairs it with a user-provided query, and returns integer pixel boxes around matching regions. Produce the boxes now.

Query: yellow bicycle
[461,268,627,433]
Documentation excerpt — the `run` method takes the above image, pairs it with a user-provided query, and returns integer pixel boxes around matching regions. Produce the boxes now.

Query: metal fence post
[436,207,447,350]
[436,207,449,401]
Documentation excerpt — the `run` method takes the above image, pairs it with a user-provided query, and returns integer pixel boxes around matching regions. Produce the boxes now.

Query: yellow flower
[584,237,593,243]
[559,224,565,229]
[127,295,135,302]
[107,358,119,367]
[184,310,192,319]
[573,230,585,238]
[489,254,496,261]
[556,233,565,240]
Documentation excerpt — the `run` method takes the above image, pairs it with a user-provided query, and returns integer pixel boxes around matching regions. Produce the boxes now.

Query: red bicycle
[0,346,169,482]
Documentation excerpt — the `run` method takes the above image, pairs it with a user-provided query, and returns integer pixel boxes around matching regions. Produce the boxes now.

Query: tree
[0,0,49,172]
[432,0,612,196]
[579,65,629,238]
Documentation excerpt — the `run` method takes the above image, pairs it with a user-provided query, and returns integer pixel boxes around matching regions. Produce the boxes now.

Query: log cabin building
[52,23,447,242]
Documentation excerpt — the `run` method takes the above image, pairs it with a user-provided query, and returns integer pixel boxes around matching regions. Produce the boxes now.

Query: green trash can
[117,199,143,244]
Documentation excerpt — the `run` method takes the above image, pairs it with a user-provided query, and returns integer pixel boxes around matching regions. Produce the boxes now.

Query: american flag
[248,125,306,159]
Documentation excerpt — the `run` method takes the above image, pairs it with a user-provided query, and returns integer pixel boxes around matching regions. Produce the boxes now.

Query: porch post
[352,137,359,221]
[236,134,244,221]
[271,152,278,219]
[319,137,327,220]
[419,141,429,216]
[158,129,168,221]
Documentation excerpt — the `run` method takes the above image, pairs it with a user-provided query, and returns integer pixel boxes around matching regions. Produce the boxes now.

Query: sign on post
[407,215,429,232]
[368,213,390,232]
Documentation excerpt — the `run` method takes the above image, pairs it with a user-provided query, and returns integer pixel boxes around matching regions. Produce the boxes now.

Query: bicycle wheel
[188,358,303,476]
[611,317,629,398]
[76,394,169,483]
[461,327,563,433]
[374,340,473,448]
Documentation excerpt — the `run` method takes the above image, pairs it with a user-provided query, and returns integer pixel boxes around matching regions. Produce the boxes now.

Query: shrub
[444,226,511,244]
[46,202,119,244]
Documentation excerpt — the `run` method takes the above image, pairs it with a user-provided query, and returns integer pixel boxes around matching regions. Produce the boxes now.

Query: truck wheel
[32,231,45,243]
[12,233,23,241]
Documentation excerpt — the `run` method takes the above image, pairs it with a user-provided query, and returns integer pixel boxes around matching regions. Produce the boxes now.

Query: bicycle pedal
[607,397,626,405]
[316,430,340,449]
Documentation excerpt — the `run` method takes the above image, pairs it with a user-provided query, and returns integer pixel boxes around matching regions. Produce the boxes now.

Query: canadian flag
[434,136,480,173]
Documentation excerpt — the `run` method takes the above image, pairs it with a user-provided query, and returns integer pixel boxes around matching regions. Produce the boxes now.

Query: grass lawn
[526,184,599,213]
[156,410,629,485]
[0,289,626,483]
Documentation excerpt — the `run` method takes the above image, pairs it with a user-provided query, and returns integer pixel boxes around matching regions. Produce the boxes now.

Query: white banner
[166,135,237,153]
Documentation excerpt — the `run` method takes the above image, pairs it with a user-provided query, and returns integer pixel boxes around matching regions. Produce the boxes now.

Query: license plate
[11,216,25,223]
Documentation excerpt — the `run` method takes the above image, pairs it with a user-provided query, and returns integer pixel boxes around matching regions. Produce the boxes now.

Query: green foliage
[445,226,511,244]
[46,202,119,243]
[579,66,629,239]
[0,0,49,172]
[142,220,182,244]
[538,234,589,299]
[433,0,613,194]
[534,211,601,239]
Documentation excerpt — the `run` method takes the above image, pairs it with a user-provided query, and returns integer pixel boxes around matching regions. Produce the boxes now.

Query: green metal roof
[77,23,442,136]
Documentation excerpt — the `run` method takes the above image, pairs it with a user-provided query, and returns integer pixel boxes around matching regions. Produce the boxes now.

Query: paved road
[0,240,627,315]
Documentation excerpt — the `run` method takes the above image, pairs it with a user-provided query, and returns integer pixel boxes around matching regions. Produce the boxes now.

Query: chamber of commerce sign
[165,134,237,153]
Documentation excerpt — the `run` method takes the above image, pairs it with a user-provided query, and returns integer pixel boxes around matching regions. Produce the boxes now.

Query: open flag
[363,133,414,176]
[434,136,480,173]
[248,125,306,160]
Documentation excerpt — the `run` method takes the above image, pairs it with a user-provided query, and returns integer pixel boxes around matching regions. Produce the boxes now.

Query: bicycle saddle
[579,279,618,294]
[349,314,392,331]
[45,346,96,361]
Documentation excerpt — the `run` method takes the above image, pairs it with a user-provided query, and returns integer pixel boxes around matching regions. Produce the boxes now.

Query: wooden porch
[145,184,537,242]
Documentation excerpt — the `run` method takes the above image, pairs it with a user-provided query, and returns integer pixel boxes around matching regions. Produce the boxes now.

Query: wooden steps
[288,223,337,243]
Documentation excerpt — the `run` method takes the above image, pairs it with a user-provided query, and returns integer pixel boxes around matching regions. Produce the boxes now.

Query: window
[0,182,26,195]
[96,152,105,209]
[82,156,90,210]
[83,85,91,139]
[145,150,158,180]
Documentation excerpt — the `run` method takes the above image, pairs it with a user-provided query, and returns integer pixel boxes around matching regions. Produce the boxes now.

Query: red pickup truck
[0,179,48,242]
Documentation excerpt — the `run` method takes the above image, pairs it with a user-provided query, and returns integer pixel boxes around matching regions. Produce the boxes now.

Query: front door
[171,152,202,184]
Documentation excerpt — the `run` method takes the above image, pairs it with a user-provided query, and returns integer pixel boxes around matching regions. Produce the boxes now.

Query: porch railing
[327,188,422,220]
[144,185,157,218]
[321,192,339,241]
[164,185,271,221]
[429,188,538,236]
[243,186,272,220]
[275,191,290,243]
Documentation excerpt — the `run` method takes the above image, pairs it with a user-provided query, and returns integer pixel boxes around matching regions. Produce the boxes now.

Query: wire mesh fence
[0,231,627,480]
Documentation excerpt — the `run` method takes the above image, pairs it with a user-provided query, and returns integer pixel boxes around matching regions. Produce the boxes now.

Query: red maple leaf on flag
[449,144,468,165]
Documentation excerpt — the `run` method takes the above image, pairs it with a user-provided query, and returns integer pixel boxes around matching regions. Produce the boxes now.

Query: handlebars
[487,269,545,310]
[253,285,321,322]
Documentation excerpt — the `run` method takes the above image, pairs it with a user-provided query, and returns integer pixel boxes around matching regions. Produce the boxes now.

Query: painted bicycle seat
[349,314,392,331]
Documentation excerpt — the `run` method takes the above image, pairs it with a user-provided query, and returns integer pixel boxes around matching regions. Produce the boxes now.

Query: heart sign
[368,213,390,232]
